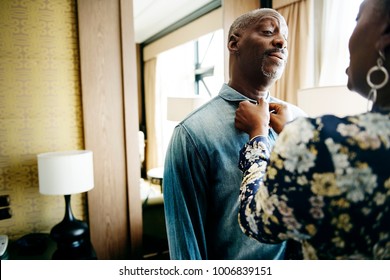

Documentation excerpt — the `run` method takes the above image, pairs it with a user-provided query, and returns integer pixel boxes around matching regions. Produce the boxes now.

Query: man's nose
[273,34,287,49]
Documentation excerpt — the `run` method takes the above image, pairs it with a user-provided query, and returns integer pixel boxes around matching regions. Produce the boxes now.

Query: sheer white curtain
[272,0,313,105]
[144,58,159,171]
[273,0,362,104]
[316,0,361,86]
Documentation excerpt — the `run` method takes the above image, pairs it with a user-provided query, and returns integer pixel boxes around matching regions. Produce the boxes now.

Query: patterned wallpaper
[0,0,87,240]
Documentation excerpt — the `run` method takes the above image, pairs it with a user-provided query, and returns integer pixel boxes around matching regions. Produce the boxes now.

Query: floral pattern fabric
[238,111,390,259]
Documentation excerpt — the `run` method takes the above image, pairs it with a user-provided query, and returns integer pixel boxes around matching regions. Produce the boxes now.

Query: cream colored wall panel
[77,0,142,259]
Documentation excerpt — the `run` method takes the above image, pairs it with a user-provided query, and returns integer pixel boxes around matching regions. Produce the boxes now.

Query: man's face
[238,15,288,81]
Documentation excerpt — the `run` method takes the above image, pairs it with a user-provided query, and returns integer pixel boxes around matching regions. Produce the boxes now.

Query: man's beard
[261,58,285,80]
[260,49,287,80]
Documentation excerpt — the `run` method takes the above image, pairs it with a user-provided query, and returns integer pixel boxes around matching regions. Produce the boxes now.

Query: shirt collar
[218,83,271,104]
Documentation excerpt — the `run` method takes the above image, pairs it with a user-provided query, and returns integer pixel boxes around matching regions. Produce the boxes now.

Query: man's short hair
[228,8,287,39]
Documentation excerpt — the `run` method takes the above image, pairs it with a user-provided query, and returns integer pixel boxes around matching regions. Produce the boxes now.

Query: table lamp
[37,150,94,257]
[297,85,366,117]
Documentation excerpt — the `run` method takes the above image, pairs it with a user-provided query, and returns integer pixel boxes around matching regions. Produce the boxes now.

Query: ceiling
[133,0,217,44]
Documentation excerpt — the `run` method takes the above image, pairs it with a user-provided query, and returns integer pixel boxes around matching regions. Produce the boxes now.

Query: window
[155,29,224,165]
[194,30,224,96]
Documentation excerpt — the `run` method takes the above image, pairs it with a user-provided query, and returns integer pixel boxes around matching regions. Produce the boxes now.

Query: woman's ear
[228,34,239,54]
[377,16,390,52]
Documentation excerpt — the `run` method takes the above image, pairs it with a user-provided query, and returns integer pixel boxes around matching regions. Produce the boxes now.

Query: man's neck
[227,81,271,100]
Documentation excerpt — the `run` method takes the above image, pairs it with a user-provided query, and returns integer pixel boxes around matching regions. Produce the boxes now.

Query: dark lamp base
[49,194,96,259]
[50,218,89,249]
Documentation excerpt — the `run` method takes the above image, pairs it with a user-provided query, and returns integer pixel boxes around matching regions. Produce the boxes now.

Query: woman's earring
[366,51,389,111]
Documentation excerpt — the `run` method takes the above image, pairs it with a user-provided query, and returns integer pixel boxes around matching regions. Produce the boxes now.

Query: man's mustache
[264,48,287,61]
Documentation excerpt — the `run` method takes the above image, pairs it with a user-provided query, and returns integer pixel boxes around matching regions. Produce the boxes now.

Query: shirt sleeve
[163,124,208,259]
[238,117,334,244]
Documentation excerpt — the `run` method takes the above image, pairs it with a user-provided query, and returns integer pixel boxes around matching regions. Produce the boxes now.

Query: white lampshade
[37,150,94,195]
[297,85,366,117]
[167,96,208,121]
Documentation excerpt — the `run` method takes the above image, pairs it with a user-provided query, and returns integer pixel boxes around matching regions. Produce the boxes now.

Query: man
[163,8,306,259]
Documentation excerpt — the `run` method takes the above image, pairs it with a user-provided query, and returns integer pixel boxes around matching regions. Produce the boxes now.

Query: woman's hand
[235,98,270,139]
[235,98,292,138]
[269,103,291,134]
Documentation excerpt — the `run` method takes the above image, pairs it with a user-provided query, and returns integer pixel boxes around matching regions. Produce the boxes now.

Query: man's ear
[227,34,239,54]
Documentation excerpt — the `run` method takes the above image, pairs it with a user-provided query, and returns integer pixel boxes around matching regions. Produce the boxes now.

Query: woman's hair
[382,0,390,10]
[377,0,390,46]
[377,0,390,16]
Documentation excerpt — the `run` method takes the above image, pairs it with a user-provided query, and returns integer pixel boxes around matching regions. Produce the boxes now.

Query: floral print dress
[238,110,390,259]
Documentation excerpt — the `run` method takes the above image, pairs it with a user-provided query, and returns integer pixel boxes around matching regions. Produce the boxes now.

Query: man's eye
[263,30,273,35]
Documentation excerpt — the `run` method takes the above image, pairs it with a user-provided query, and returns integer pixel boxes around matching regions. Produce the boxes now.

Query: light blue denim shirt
[163,83,306,259]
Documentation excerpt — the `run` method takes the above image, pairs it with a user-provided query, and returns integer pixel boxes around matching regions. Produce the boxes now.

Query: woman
[235,0,390,259]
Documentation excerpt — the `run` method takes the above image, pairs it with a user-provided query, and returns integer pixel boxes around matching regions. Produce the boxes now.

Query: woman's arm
[237,117,329,244]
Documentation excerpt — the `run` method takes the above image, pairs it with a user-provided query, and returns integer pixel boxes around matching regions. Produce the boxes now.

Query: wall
[77,0,142,259]
[0,0,86,239]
